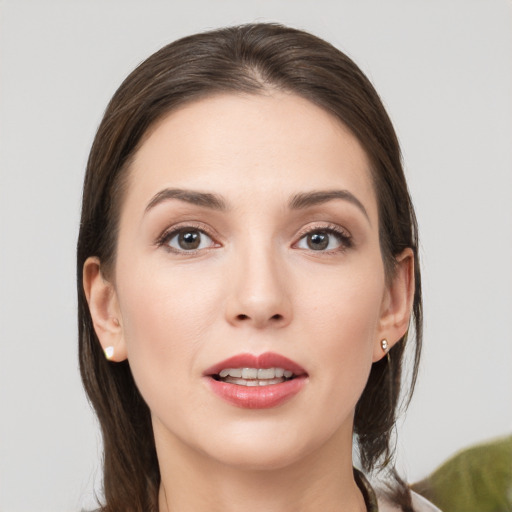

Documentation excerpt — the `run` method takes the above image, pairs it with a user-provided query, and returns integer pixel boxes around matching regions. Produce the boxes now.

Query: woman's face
[91,92,409,470]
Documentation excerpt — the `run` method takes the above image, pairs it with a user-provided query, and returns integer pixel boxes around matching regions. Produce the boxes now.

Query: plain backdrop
[0,1,511,511]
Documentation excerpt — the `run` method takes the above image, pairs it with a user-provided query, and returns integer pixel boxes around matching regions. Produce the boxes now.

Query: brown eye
[164,228,215,252]
[307,232,329,250]
[178,230,201,250]
[295,227,352,252]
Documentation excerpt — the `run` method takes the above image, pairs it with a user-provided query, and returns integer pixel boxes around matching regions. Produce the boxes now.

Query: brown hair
[78,23,422,512]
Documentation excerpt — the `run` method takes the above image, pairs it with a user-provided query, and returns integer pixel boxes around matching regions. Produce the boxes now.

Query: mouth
[212,366,296,387]
[204,352,308,409]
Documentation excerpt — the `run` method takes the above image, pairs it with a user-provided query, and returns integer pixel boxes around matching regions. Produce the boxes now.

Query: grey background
[1,1,511,510]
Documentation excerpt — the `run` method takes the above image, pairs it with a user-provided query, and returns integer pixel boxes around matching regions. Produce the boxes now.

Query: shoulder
[377,491,442,512]
[411,490,443,511]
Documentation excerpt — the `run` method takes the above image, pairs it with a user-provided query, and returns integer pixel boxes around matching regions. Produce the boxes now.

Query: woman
[78,23,437,511]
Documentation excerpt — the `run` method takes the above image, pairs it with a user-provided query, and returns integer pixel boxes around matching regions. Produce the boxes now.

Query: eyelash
[294,223,353,254]
[155,222,353,255]
[156,223,219,254]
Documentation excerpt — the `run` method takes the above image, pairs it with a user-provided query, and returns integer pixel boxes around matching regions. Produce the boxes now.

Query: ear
[83,256,127,362]
[373,248,415,362]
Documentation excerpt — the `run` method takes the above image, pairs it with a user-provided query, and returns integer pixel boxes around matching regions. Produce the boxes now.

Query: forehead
[125,92,377,216]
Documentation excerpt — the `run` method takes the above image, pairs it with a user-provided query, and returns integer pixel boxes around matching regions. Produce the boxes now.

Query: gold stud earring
[104,346,115,360]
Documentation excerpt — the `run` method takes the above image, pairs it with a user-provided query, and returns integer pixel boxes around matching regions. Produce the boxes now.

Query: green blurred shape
[412,435,512,512]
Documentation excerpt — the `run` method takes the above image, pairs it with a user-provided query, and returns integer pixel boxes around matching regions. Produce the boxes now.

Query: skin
[84,92,414,512]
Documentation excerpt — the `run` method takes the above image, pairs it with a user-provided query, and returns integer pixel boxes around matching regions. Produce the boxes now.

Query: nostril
[235,313,283,322]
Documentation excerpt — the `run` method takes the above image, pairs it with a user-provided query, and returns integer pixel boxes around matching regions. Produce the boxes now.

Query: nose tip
[225,255,292,329]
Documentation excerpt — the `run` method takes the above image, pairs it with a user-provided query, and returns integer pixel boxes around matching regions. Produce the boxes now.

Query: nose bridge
[226,232,292,328]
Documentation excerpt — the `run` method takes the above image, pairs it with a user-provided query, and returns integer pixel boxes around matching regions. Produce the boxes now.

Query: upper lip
[204,352,307,377]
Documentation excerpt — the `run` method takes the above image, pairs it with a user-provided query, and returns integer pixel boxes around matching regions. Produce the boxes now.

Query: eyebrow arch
[289,190,370,223]
[145,188,228,213]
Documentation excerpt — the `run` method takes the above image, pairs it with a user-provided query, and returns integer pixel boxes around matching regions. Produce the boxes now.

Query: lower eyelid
[293,226,353,251]
[156,224,218,249]
[156,223,352,252]
[172,230,214,249]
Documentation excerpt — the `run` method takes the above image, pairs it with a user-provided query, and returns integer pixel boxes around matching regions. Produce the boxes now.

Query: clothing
[355,469,442,512]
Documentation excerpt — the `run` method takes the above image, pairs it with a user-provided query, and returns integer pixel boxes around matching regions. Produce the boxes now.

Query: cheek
[299,263,384,346]
[296,263,385,399]
[115,258,224,407]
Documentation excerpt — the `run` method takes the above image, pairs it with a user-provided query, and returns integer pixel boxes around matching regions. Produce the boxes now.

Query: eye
[295,227,352,252]
[159,227,217,253]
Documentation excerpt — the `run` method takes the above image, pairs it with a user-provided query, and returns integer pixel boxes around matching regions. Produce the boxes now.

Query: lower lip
[206,376,307,409]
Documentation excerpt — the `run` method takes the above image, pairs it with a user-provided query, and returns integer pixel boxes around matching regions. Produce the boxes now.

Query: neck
[155,421,366,512]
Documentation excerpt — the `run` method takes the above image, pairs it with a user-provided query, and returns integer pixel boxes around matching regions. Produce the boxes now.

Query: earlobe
[83,256,127,362]
[373,248,415,362]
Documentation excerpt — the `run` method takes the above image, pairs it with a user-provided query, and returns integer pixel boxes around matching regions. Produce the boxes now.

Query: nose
[225,245,293,329]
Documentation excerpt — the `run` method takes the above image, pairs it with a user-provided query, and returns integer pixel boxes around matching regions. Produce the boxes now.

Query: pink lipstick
[203,352,307,409]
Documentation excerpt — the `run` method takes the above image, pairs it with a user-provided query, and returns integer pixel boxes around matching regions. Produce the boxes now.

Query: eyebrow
[145,187,369,223]
[289,190,370,223]
[145,188,228,213]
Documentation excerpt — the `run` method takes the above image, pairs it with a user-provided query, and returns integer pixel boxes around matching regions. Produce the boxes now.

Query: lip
[204,352,307,377]
[203,352,308,409]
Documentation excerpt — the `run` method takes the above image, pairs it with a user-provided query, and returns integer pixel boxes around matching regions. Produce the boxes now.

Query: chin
[211,443,307,472]
[197,421,328,472]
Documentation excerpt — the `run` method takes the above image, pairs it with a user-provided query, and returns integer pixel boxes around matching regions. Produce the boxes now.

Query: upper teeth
[218,367,293,379]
